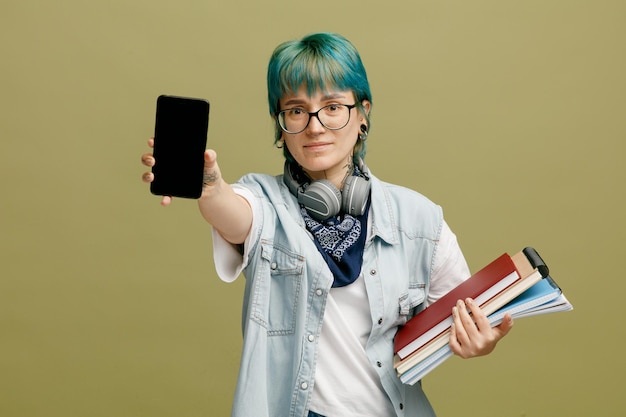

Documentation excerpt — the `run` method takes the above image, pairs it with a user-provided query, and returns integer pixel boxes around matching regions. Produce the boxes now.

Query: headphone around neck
[283,160,371,221]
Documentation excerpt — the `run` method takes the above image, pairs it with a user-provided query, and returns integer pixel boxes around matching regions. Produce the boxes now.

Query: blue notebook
[488,276,570,324]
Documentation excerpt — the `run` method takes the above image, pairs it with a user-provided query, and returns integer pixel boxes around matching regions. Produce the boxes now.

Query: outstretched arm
[196,149,252,244]
[141,138,252,244]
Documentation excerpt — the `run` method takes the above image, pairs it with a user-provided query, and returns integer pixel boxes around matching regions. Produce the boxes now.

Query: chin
[298,156,333,169]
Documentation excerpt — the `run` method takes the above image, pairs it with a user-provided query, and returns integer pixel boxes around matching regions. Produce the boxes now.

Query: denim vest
[231,172,442,417]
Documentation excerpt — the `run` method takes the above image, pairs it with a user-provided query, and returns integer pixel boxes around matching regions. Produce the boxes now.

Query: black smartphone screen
[150,95,210,199]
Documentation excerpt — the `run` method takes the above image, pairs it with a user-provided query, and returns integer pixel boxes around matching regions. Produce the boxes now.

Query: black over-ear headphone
[283,160,371,221]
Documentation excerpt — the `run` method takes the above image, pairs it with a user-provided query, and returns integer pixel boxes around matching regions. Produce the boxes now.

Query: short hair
[267,32,373,162]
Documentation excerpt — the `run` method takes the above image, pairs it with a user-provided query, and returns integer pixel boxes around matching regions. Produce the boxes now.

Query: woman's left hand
[449,298,514,359]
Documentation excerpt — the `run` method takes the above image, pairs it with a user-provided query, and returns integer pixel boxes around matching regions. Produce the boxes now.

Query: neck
[304,159,354,190]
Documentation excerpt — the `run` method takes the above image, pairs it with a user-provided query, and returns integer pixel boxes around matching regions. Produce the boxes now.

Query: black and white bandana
[301,203,369,287]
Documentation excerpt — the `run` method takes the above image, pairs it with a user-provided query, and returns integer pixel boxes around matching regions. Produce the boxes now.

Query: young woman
[141,32,513,417]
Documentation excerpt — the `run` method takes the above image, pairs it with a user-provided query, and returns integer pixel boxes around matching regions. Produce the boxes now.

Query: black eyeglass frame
[276,103,358,134]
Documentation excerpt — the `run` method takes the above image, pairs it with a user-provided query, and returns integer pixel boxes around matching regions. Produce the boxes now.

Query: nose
[305,112,326,134]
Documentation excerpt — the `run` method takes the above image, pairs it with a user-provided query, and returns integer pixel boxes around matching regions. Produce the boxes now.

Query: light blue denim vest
[231,172,442,417]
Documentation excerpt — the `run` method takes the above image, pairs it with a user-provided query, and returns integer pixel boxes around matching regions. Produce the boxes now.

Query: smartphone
[150,95,210,199]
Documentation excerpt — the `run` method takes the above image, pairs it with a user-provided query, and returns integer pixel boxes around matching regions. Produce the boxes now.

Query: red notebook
[394,253,520,359]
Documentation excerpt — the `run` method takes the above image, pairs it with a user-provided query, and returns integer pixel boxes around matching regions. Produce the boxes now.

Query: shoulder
[234,172,290,202]
[236,172,281,190]
[371,174,442,217]
[233,171,302,227]
[375,176,438,205]
[369,173,443,242]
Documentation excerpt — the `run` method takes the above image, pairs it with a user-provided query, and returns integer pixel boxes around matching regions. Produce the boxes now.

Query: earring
[358,124,368,141]
[275,139,284,149]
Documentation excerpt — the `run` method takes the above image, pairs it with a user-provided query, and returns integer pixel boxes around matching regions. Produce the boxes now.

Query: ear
[360,100,371,116]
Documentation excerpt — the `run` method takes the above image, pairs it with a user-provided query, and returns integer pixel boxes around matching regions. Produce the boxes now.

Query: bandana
[301,203,369,287]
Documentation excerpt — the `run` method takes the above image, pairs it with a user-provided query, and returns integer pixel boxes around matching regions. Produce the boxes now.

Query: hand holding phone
[150,95,210,199]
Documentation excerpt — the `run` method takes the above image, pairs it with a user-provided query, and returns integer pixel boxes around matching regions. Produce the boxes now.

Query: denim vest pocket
[397,284,426,324]
[251,241,305,335]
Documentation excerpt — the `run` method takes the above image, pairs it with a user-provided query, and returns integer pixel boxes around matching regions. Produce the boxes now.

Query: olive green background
[2,0,624,416]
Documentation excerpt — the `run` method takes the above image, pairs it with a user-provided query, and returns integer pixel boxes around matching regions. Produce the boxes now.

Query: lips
[304,142,331,151]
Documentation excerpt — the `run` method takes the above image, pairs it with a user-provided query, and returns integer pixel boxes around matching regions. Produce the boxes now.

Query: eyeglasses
[276,104,357,134]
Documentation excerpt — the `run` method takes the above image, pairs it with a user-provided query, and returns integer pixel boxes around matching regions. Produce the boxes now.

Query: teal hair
[267,32,373,162]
